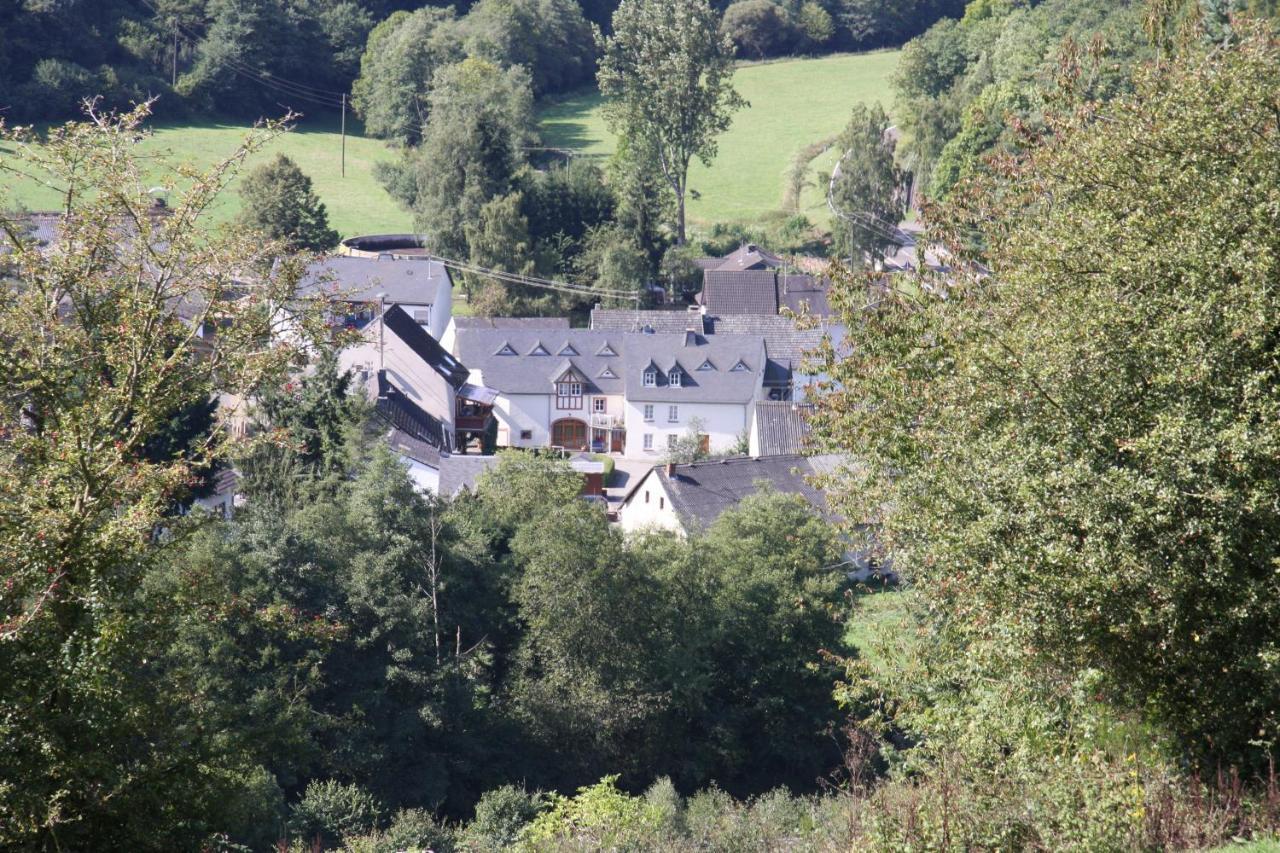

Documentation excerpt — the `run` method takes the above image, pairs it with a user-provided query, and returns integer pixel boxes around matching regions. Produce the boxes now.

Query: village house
[298,254,454,341]
[451,326,766,459]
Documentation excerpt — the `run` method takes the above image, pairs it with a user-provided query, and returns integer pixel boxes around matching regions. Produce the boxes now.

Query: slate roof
[452,316,570,330]
[375,372,454,453]
[454,328,630,396]
[438,454,501,496]
[713,243,784,271]
[383,304,469,389]
[701,269,781,315]
[653,453,844,529]
[777,273,832,317]
[752,402,815,456]
[622,333,764,404]
[299,256,452,305]
[385,426,443,467]
[706,315,830,364]
[590,308,706,334]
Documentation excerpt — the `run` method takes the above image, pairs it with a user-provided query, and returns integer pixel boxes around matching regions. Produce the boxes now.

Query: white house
[299,255,454,341]
[452,326,766,459]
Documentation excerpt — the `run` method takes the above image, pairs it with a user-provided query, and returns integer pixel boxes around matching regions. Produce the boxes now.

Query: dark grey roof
[707,314,828,363]
[438,454,500,496]
[753,402,814,456]
[383,304,469,389]
[454,328,629,395]
[590,308,705,334]
[375,371,454,453]
[654,453,843,529]
[385,426,443,467]
[777,273,832,317]
[452,316,570,330]
[622,333,764,403]
[702,269,780,315]
[692,257,721,271]
[299,256,451,305]
[713,243,783,271]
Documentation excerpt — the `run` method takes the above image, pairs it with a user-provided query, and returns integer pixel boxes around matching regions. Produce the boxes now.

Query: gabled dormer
[668,365,683,388]
[494,341,518,356]
[528,341,550,356]
[554,365,585,410]
[597,341,618,357]
[558,342,579,356]
[697,358,716,371]
[642,360,660,387]
[730,359,751,372]
[598,364,618,379]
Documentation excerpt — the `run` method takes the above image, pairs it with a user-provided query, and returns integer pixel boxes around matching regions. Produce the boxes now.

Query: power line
[429,255,641,302]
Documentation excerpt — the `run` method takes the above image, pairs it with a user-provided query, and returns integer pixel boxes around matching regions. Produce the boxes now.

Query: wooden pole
[340,93,347,178]
[172,22,178,87]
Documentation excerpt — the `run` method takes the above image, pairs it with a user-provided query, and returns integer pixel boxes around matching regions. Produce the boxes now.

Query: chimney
[684,328,700,346]
[665,462,676,478]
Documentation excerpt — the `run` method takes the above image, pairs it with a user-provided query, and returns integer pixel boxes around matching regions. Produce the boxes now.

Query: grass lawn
[843,585,912,677]
[0,114,411,239]
[540,50,900,228]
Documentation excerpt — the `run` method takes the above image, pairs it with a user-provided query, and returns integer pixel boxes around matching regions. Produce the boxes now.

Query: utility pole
[172,21,179,87]
[340,93,347,178]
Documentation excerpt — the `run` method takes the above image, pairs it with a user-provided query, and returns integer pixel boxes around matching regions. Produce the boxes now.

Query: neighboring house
[592,308,840,402]
[618,453,842,534]
[749,401,815,457]
[689,243,834,319]
[452,326,766,459]
[436,452,607,497]
[299,255,454,341]
[340,304,484,455]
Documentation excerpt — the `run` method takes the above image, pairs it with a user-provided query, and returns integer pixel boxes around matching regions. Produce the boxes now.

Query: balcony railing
[591,412,621,429]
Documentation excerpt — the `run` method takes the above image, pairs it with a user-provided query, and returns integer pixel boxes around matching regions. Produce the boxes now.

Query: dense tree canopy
[238,153,340,250]
[815,21,1280,773]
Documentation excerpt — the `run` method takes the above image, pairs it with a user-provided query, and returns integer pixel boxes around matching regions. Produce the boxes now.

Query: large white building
[451,325,766,459]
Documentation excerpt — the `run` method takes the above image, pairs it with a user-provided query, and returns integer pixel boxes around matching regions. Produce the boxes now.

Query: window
[667,434,678,449]
[556,381,583,409]
[519,429,533,440]
[643,369,656,387]
[697,359,715,371]
[645,490,650,503]
[668,405,679,422]
[599,365,617,379]
[558,343,579,356]
[495,342,517,356]
[669,369,681,387]
[413,309,431,325]
[731,359,750,372]
[529,342,550,356]
[643,433,654,450]
[597,343,618,356]
[593,397,606,413]
[659,497,664,509]
[643,404,654,422]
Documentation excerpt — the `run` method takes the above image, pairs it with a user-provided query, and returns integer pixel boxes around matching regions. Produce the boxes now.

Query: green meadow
[0,114,411,238]
[540,50,901,227]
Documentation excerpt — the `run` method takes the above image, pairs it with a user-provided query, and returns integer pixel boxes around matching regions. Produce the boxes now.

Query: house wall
[340,322,456,428]
[621,400,750,460]
[399,454,441,494]
[491,392,553,448]
[619,472,683,534]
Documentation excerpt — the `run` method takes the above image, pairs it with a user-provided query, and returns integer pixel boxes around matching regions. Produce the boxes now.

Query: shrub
[289,780,384,848]
[465,784,543,850]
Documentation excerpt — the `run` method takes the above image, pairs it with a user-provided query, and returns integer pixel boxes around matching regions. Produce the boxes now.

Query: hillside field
[0,114,411,238]
[540,50,901,227]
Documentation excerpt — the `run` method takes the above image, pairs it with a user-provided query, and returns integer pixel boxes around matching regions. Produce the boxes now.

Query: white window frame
[667,405,679,423]
[667,434,678,450]
[643,369,656,387]
[643,433,654,450]
[593,397,607,413]
[643,404,654,422]
[669,369,681,387]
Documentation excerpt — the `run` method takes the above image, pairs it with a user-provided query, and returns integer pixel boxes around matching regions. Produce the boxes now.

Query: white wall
[621,400,750,460]
[491,391,553,448]
[618,471,684,534]
[340,320,455,429]
[399,454,441,494]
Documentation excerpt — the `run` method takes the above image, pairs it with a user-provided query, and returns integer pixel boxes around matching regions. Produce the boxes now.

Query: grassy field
[540,50,901,228]
[843,585,912,676]
[0,114,411,238]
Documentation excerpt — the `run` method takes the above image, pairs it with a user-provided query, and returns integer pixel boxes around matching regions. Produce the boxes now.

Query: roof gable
[382,305,469,389]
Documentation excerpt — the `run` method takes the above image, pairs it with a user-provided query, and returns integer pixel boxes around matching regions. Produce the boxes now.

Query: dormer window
[597,343,618,357]
[556,377,583,409]
[730,359,750,372]
[529,342,550,356]
[558,343,579,356]
[599,365,617,379]
[495,342,517,356]
[668,369,682,388]
[643,368,656,387]
[697,359,715,371]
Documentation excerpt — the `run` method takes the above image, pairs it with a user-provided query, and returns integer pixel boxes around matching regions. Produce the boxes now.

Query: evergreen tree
[238,153,340,251]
